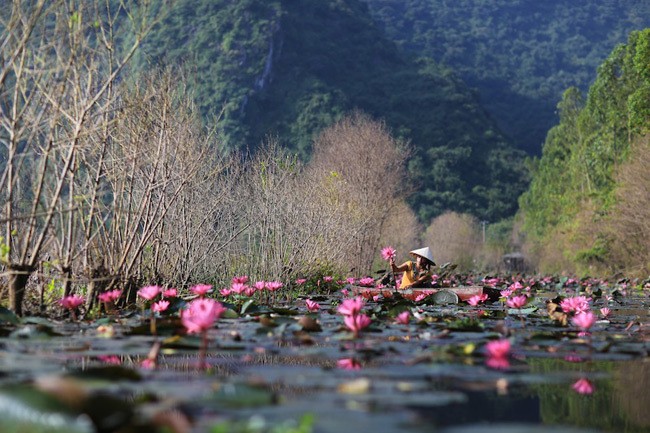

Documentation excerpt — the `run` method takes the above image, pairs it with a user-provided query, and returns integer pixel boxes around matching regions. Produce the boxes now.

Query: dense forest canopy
[363,0,650,155]
[518,29,650,276]
[136,0,529,223]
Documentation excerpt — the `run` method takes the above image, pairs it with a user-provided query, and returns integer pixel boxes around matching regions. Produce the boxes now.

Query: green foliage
[518,29,650,272]
[211,413,314,433]
[364,0,650,155]
[135,0,529,223]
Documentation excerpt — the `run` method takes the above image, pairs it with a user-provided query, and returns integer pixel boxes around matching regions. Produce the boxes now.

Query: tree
[0,1,163,314]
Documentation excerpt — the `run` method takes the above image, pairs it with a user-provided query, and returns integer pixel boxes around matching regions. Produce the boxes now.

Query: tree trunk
[8,264,34,316]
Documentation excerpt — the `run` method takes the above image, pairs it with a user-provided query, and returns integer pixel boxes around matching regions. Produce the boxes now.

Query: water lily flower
[295,278,307,285]
[141,359,156,370]
[337,358,362,370]
[181,298,226,334]
[59,294,85,310]
[190,284,213,297]
[468,294,487,306]
[414,291,434,302]
[572,378,595,395]
[395,311,410,324]
[323,276,333,283]
[305,299,320,312]
[152,300,170,313]
[485,339,511,359]
[341,288,349,297]
[572,311,597,332]
[138,285,161,301]
[346,277,356,285]
[380,246,396,261]
[98,355,121,365]
[232,275,249,284]
[98,289,121,304]
[254,281,266,291]
[358,277,375,287]
[162,288,178,298]
[219,288,232,297]
[337,297,365,316]
[344,313,372,336]
[265,281,283,291]
[230,283,246,294]
[600,307,611,318]
[506,295,527,309]
[560,295,590,313]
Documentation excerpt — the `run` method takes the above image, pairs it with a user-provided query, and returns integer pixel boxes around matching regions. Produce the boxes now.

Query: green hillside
[137,0,529,223]
[363,0,650,155]
[518,29,650,275]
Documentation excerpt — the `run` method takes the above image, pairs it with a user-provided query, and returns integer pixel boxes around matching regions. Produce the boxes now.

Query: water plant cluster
[1,267,648,433]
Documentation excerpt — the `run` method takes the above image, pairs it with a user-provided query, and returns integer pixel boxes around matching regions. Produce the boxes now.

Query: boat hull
[349,285,498,303]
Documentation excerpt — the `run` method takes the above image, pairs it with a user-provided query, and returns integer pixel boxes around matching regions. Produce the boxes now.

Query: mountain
[136,0,529,223]
[363,0,650,155]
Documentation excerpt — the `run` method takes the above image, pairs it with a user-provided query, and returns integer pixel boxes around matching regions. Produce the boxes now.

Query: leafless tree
[0,1,164,314]
[307,111,410,275]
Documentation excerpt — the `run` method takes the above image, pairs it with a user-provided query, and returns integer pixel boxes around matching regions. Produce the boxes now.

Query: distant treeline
[364,0,650,155]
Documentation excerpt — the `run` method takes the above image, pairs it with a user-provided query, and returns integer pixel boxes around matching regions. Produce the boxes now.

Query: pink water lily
[572,378,595,395]
[380,246,396,261]
[344,314,372,336]
[230,282,247,294]
[572,311,596,332]
[162,288,178,298]
[467,293,488,306]
[395,311,410,324]
[295,278,307,285]
[152,300,170,313]
[232,275,249,284]
[337,297,365,316]
[181,298,226,334]
[190,284,213,297]
[560,296,591,314]
[485,339,511,359]
[358,277,375,287]
[305,299,321,312]
[337,358,362,370]
[599,307,611,318]
[506,295,527,309]
[59,294,85,310]
[265,281,283,291]
[138,285,161,301]
[98,290,121,304]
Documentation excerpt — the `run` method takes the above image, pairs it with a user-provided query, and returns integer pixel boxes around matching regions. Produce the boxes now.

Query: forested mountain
[135,0,529,223]
[363,0,650,155]
[518,29,650,276]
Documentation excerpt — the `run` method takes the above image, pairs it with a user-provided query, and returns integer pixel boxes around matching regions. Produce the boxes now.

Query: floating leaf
[206,382,276,408]
[0,307,19,325]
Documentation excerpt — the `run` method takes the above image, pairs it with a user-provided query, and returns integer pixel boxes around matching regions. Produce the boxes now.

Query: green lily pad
[0,385,93,433]
[205,382,276,408]
[0,307,20,325]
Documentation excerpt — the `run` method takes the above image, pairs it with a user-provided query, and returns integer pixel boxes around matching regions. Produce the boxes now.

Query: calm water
[0,290,648,433]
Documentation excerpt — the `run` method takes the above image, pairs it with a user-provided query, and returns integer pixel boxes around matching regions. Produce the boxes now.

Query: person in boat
[390,247,436,289]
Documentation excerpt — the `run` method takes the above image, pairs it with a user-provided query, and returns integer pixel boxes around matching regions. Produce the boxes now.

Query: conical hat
[409,247,436,266]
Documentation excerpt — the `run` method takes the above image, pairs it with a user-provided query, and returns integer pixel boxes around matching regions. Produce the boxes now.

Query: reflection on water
[404,359,649,433]
[530,359,650,433]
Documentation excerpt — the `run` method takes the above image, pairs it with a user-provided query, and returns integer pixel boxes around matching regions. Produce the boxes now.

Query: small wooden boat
[349,285,500,304]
